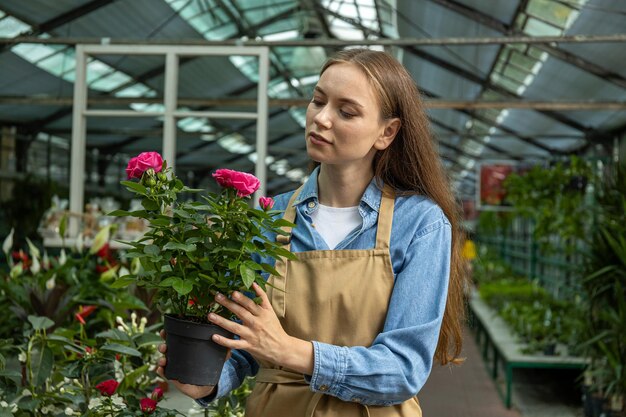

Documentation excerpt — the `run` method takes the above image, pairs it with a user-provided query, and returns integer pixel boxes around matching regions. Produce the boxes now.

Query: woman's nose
[313,106,332,129]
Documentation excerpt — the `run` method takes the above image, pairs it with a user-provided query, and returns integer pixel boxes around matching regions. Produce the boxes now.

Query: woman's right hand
[156,330,216,400]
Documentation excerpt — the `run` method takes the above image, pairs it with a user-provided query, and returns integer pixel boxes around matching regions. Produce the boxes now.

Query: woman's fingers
[208,312,246,335]
[252,282,272,309]
[214,292,256,322]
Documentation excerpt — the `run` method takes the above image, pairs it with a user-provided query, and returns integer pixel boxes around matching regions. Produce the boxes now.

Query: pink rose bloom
[140,398,158,413]
[95,379,119,396]
[212,168,260,197]
[126,152,163,179]
[259,196,274,211]
[151,387,164,401]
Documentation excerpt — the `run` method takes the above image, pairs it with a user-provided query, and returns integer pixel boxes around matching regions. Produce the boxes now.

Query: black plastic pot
[163,314,233,386]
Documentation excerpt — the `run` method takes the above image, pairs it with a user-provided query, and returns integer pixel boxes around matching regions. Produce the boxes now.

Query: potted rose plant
[110,152,295,386]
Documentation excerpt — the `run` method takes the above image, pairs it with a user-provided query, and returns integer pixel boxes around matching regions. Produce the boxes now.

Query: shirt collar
[293,166,383,213]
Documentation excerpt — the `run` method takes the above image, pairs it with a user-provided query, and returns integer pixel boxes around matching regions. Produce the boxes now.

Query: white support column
[255,47,270,201]
[69,46,88,237]
[163,52,179,171]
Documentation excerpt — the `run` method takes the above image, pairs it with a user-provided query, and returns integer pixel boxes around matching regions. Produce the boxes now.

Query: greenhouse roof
[0,0,624,198]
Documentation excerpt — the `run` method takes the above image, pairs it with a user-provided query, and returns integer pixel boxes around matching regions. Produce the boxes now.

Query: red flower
[126,152,163,180]
[212,168,260,197]
[95,379,119,396]
[74,305,97,325]
[259,196,274,211]
[11,250,30,269]
[97,243,111,259]
[151,386,164,401]
[140,397,158,413]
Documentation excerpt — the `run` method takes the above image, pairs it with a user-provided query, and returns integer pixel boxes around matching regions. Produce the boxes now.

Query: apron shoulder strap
[275,186,302,247]
[375,184,395,250]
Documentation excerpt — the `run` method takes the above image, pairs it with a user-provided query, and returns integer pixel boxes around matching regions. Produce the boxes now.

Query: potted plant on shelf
[110,152,295,386]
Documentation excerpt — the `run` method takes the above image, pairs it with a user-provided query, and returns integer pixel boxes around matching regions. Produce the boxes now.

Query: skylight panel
[523,17,562,36]
[0,15,29,37]
[115,84,154,98]
[38,52,76,76]
[218,133,254,154]
[247,152,275,165]
[12,43,58,62]
[263,29,298,41]
[89,70,133,92]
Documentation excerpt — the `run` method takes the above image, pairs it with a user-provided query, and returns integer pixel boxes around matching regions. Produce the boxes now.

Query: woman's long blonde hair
[321,48,469,365]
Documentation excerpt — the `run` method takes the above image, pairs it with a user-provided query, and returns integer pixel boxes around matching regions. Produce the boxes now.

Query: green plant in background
[503,156,594,254]
[580,163,626,405]
[471,245,518,287]
[476,210,513,237]
[0,225,146,340]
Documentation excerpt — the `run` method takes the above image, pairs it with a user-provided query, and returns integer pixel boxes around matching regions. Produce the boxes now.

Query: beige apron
[245,186,422,417]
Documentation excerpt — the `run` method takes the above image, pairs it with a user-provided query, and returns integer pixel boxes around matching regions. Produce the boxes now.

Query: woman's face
[305,62,394,168]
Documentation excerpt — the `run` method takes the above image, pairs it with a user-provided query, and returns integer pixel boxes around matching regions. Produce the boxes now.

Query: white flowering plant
[0,312,184,416]
[0,226,148,340]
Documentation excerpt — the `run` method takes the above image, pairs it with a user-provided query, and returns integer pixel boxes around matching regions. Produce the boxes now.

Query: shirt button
[319,384,329,392]
[308,201,315,209]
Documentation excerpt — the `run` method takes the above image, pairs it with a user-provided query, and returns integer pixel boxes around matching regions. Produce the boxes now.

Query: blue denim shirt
[201,168,452,406]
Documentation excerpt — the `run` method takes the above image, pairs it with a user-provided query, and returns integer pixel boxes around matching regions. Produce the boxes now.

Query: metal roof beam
[427,0,626,90]
[429,118,523,161]
[0,0,114,53]
[3,95,625,110]
[317,4,592,135]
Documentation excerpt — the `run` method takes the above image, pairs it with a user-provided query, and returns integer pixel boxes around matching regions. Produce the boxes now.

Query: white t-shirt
[310,204,362,249]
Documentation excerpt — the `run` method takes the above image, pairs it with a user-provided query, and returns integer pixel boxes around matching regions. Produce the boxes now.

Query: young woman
[158,48,467,416]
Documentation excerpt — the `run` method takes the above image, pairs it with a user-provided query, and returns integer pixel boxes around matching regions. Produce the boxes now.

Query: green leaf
[243,260,262,271]
[32,345,53,386]
[96,329,131,342]
[101,343,141,358]
[273,218,296,228]
[172,278,193,295]
[142,198,160,211]
[144,244,160,256]
[121,180,147,194]
[59,213,67,237]
[107,209,132,217]
[150,217,171,227]
[159,277,179,288]
[110,275,136,289]
[260,263,281,276]
[28,315,55,331]
[240,264,255,288]
[173,209,191,219]
[163,242,196,252]
[134,332,162,348]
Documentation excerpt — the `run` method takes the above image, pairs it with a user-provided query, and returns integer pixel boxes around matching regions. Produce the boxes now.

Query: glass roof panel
[38,50,76,76]
[523,17,563,36]
[0,15,29,37]
[241,1,297,25]
[12,43,58,62]
[526,0,578,28]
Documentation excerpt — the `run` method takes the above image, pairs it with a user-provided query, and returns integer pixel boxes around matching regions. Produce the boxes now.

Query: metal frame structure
[68,44,269,236]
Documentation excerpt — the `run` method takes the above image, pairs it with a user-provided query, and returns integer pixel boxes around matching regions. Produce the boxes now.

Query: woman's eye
[311,98,324,106]
[340,109,355,118]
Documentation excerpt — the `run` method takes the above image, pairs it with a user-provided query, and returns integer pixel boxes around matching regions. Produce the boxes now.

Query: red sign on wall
[477,162,516,210]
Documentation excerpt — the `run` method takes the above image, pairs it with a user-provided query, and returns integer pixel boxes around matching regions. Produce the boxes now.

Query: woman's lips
[309,132,331,145]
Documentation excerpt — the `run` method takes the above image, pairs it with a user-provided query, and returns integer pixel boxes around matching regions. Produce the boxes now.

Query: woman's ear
[374,118,401,151]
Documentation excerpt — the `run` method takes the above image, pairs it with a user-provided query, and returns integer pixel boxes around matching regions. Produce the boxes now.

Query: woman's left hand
[209,282,313,374]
